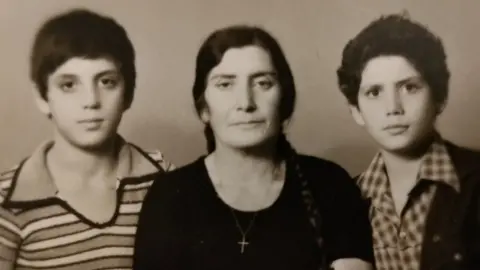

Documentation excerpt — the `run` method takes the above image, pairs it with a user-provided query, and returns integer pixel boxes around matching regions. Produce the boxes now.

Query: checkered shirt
[356,136,460,270]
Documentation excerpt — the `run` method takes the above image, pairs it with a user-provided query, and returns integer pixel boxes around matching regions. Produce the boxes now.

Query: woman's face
[200,45,282,151]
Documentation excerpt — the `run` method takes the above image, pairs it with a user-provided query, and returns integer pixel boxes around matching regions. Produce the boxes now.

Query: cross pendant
[238,237,249,254]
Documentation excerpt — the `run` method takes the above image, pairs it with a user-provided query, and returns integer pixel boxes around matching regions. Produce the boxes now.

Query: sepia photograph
[0,1,479,269]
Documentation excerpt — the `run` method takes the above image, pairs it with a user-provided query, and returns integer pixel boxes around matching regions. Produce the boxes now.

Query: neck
[381,149,424,176]
[48,135,120,185]
[211,138,282,186]
[380,135,434,183]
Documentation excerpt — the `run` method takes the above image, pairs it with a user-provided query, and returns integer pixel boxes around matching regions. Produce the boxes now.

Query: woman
[133,25,373,270]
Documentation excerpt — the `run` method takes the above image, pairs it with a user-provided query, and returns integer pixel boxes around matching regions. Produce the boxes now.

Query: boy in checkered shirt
[336,13,480,270]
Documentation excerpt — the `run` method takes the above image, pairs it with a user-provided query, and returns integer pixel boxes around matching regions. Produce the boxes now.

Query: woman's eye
[215,81,233,90]
[256,80,274,90]
[99,77,119,89]
[403,82,421,93]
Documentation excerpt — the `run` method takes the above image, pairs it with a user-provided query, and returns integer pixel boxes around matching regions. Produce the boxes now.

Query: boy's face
[350,55,440,154]
[36,57,127,150]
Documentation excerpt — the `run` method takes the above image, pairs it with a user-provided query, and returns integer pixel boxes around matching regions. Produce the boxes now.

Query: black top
[133,155,373,270]
[418,142,480,270]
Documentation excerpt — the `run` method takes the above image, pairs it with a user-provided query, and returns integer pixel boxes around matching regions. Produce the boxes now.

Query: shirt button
[432,234,441,243]
[453,252,463,261]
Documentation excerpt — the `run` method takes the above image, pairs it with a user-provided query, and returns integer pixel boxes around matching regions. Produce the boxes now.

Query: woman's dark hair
[192,25,296,153]
[192,25,328,267]
[337,13,450,106]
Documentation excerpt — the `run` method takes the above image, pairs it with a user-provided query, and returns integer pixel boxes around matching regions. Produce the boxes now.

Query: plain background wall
[1,0,479,175]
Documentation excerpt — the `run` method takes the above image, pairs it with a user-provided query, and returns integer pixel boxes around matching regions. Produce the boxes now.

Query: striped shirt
[0,138,175,269]
[356,135,460,270]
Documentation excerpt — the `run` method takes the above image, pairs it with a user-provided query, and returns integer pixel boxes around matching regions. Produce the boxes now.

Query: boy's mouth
[383,124,409,135]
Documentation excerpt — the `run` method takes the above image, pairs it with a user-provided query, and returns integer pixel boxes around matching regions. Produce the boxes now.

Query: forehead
[209,46,274,77]
[360,55,421,86]
[51,57,119,77]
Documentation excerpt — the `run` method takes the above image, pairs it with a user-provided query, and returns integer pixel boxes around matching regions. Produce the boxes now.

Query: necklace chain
[228,208,257,254]
[210,159,284,254]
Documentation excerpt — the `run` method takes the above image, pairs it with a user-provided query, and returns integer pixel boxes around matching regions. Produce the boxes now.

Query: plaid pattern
[357,136,460,270]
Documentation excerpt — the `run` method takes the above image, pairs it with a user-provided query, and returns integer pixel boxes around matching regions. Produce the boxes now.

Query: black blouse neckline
[196,156,293,215]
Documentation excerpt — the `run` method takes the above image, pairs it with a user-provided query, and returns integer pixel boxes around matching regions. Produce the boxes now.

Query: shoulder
[0,202,22,262]
[142,149,177,172]
[0,163,23,205]
[139,157,208,226]
[155,157,205,182]
[443,141,480,193]
[445,141,480,172]
[296,154,363,204]
[297,154,350,175]
[296,154,353,186]
[126,142,176,174]
[145,157,207,201]
[0,166,23,251]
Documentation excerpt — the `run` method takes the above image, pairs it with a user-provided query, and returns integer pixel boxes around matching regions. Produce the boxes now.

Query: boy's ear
[32,87,51,117]
[349,104,365,127]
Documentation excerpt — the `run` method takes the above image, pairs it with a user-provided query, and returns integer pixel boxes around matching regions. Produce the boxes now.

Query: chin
[226,136,272,150]
[379,139,420,155]
[70,133,116,151]
[230,141,264,150]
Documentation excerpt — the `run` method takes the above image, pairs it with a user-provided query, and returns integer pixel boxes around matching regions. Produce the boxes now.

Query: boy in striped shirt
[0,8,174,270]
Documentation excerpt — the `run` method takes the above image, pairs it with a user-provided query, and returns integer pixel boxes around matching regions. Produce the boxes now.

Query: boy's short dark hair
[30,8,136,107]
[337,14,450,106]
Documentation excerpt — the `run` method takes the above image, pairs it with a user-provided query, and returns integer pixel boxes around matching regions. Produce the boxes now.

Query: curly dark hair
[336,14,450,106]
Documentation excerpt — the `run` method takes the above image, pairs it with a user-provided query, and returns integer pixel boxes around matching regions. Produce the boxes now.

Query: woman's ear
[282,117,291,130]
[123,98,132,112]
[200,108,210,123]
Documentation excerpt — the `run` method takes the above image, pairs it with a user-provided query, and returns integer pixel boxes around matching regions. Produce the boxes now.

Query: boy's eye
[402,82,421,93]
[59,81,76,92]
[365,87,381,98]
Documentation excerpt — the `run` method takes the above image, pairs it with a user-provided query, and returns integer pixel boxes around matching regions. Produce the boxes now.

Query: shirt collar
[358,133,461,198]
[6,136,161,202]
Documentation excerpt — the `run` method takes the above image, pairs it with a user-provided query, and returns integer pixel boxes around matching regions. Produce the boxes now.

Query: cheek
[357,103,382,127]
[49,97,73,115]
[262,92,282,120]
[207,104,231,123]
[407,97,437,122]
[108,93,126,111]
[204,93,235,120]
[50,105,75,127]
